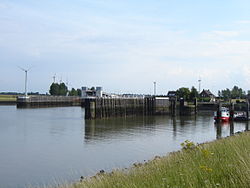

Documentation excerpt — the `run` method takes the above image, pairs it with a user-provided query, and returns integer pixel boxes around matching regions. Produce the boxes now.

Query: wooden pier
[17,96,81,108]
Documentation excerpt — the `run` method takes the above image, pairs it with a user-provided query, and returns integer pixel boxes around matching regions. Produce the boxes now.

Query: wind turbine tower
[18,66,31,97]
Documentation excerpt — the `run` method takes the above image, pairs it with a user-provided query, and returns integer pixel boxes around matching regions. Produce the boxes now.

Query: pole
[25,70,27,96]
[198,78,201,93]
[154,82,156,96]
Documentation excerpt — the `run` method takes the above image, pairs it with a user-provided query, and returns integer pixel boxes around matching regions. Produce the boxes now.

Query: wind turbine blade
[27,66,34,71]
[17,66,26,71]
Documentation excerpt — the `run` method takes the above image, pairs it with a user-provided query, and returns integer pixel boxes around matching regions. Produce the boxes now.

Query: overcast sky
[1,0,250,95]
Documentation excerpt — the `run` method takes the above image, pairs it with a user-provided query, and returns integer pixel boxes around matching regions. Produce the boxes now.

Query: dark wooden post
[230,102,234,121]
[246,102,249,120]
[170,98,176,117]
[194,98,197,114]
[179,98,184,115]
[90,100,96,119]
[216,123,222,139]
[216,102,222,122]
[230,121,234,136]
[152,97,156,115]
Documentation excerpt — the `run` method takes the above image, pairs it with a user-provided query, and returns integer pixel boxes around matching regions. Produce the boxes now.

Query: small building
[167,91,177,101]
[200,89,216,102]
[81,87,103,98]
[81,87,122,99]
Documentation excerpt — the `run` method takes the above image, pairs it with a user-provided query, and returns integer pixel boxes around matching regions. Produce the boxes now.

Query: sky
[1,0,250,95]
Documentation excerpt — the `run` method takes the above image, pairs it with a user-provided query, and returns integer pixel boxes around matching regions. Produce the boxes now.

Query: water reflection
[84,114,210,145]
[215,121,249,139]
[84,116,168,143]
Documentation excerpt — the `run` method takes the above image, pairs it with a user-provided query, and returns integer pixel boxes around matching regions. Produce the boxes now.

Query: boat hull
[214,116,230,122]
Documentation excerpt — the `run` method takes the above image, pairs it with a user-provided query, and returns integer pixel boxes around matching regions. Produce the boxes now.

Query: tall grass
[62,131,250,188]
[0,95,17,101]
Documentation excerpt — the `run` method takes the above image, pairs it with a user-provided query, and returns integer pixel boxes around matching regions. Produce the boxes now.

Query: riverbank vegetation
[0,95,17,101]
[62,131,250,188]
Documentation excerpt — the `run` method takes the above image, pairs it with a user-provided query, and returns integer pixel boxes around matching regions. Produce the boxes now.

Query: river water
[0,105,248,188]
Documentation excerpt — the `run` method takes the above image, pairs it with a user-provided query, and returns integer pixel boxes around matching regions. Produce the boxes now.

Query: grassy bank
[62,131,250,188]
[0,95,17,102]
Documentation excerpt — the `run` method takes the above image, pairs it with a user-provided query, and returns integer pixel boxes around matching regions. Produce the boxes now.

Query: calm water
[0,105,248,188]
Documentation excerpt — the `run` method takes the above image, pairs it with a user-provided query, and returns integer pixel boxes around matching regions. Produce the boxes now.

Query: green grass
[60,131,250,188]
[0,95,17,102]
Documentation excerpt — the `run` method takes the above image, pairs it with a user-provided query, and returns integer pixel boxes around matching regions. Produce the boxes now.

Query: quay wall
[84,97,190,119]
[17,96,81,108]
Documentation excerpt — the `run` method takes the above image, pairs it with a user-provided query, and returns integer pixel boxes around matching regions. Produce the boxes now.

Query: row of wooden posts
[85,98,150,119]
[84,97,198,119]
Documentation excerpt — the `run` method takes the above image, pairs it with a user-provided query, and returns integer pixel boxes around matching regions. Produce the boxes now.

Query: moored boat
[234,111,249,121]
[214,107,230,122]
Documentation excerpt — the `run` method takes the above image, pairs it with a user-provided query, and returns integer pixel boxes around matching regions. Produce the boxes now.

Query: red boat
[214,107,230,122]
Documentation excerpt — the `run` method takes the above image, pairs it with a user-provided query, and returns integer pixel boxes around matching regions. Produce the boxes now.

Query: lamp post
[154,81,156,96]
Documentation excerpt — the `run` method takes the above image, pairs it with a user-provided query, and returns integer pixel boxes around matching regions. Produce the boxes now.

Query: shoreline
[61,130,250,188]
[0,101,16,105]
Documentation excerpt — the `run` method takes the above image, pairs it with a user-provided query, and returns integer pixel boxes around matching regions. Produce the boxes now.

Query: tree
[69,88,78,96]
[231,86,244,99]
[221,88,231,100]
[49,83,60,95]
[218,91,221,98]
[49,82,68,96]
[58,83,68,96]
[77,89,82,96]
[189,86,199,101]
[220,86,246,100]
[176,87,191,101]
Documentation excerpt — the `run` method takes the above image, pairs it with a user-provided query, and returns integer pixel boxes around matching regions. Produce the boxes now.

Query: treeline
[218,86,248,100]
[175,86,199,101]
[174,85,249,102]
[49,83,81,96]
[0,92,42,95]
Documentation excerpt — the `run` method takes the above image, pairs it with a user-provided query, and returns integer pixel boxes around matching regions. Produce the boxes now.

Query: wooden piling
[230,121,234,136]
[194,98,197,114]
[246,102,249,120]
[84,97,170,119]
[216,102,222,122]
[230,102,234,120]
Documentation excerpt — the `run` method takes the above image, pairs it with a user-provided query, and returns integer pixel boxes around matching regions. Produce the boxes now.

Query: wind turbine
[18,66,32,97]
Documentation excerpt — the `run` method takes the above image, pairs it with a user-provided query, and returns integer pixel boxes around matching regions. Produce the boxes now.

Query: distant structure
[53,74,56,83]
[198,77,201,93]
[167,91,177,100]
[18,66,31,97]
[153,82,156,96]
[81,86,146,99]
[167,91,177,97]
[81,87,104,98]
[200,89,216,102]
